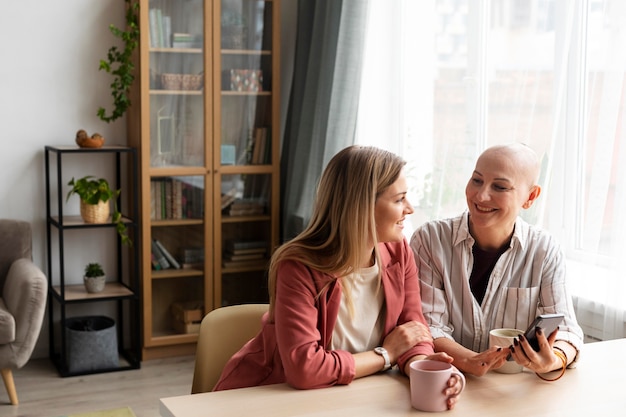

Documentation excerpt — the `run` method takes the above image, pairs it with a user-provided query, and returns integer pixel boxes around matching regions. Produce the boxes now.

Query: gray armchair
[0,219,47,405]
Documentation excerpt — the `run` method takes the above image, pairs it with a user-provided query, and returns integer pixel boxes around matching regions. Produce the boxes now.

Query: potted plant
[83,262,106,293]
[66,175,131,245]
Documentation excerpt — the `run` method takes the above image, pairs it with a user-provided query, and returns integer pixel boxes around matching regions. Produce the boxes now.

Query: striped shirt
[410,211,583,361]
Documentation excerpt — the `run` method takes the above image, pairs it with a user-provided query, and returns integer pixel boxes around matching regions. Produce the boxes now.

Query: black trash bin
[65,315,119,373]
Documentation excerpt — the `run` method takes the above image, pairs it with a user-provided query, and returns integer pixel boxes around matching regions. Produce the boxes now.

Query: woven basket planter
[80,200,110,224]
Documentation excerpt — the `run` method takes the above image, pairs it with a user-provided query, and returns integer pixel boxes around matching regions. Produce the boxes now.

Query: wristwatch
[374,346,391,371]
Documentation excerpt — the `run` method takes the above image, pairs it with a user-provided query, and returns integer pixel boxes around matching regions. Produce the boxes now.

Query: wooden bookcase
[128,0,280,359]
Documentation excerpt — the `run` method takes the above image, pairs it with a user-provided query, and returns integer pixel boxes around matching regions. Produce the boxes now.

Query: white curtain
[355,0,626,341]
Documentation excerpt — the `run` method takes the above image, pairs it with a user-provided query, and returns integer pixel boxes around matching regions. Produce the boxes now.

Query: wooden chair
[0,219,47,405]
[191,304,268,394]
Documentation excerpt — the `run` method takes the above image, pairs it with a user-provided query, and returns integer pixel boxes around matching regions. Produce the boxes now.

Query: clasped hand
[382,321,433,365]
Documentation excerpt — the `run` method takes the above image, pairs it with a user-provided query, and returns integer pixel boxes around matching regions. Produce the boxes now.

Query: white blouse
[330,262,385,353]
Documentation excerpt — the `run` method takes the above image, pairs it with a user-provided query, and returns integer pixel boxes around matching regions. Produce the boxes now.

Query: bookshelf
[44,145,141,376]
[128,0,280,359]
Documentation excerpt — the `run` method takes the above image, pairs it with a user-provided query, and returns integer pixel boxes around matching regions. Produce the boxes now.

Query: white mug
[489,328,525,374]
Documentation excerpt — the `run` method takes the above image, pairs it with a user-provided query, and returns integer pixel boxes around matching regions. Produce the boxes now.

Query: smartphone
[523,313,564,352]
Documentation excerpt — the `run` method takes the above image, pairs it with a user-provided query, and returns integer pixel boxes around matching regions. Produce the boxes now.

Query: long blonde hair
[268,145,406,320]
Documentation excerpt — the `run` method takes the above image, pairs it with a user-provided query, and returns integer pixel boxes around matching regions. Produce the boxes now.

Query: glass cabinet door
[219,0,274,167]
[145,0,209,344]
[216,0,277,307]
[148,0,206,168]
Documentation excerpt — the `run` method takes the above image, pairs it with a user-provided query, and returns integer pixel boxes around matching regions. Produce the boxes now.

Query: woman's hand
[382,321,433,364]
[414,352,463,410]
[509,327,561,373]
[459,347,510,377]
[432,336,510,376]
[442,370,464,410]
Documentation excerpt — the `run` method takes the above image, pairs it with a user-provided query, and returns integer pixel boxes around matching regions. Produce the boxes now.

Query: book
[180,247,205,264]
[162,15,172,48]
[149,8,159,48]
[263,127,272,164]
[222,258,268,269]
[226,239,267,251]
[156,9,165,48]
[150,180,157,219]
[251,127,264,164]
[154,239,181,269]
[181,262,204,270]
[224,252,265,262]
[151,240,171,270]
[226,246,267,256]
[150,252,162,270]
[221,187,238,210]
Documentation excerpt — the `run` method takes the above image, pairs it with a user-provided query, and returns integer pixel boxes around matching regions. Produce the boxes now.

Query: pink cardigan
[213,239,434,391]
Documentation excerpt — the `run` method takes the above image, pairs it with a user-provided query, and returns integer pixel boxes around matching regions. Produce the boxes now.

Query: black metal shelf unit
[44,145,141,377]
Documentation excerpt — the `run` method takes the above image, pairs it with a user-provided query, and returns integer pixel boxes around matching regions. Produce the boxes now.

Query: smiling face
[465,144,541,246]
[375,171,414,243]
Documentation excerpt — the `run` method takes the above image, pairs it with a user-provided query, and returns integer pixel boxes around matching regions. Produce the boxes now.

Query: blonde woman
[214,145,462,410]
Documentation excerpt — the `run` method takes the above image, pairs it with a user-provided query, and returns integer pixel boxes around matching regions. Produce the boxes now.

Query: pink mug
[410,360,466,412]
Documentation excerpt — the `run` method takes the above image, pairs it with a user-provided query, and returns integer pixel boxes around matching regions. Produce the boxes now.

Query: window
[356,0,626,340]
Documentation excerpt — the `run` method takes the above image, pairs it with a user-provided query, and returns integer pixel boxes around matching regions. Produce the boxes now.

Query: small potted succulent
[83,262,106,293]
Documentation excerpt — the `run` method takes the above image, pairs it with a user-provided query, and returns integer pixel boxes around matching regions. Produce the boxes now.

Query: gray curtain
[280,0,370,241]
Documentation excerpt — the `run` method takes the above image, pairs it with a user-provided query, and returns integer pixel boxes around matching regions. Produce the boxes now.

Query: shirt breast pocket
[495,286,540,329]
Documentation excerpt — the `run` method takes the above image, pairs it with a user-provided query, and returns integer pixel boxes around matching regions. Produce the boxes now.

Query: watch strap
[374,346,391,371]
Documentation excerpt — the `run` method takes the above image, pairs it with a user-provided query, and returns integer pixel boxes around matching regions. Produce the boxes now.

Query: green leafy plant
[98,0,140,123]
[66,176,131,245]
[84,262,105,278]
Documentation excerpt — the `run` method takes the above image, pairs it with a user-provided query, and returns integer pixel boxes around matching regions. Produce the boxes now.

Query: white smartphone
[523,313,564,352]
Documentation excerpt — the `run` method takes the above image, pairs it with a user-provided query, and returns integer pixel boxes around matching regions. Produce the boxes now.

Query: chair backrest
[191,303,268,394]
[0,219,32,287]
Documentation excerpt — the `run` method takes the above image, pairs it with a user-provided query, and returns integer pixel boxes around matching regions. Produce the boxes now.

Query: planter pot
[80,200,110,224]
[66,316,119,373]
[84,275,106,293]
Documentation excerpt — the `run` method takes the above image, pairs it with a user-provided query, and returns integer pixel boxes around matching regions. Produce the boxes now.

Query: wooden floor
[0,355,196,417]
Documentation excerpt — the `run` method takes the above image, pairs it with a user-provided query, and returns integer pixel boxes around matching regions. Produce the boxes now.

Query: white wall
[0,1,296,359]
[0,1,127,358]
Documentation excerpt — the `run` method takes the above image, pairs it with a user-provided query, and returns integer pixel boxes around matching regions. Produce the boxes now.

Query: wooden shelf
[52,282,134,301]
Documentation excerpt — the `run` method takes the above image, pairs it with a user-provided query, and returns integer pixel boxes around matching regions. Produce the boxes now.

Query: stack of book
[225,198,266,216]
[223,240,267,268]
[180,247,204,269]
[172,32,202,48]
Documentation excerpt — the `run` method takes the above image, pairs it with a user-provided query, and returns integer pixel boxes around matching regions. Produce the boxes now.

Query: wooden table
[160,338,626,416]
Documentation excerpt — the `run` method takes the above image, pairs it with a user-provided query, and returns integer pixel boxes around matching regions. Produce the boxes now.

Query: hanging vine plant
[97,0,140,123]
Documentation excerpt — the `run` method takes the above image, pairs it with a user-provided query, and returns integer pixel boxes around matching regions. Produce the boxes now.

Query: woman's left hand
[509,327,561,373]
[441,370,463,410]
[423,352,463,410]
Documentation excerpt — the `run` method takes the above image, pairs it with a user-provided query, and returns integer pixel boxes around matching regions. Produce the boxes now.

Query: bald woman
[410,143,583,378]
